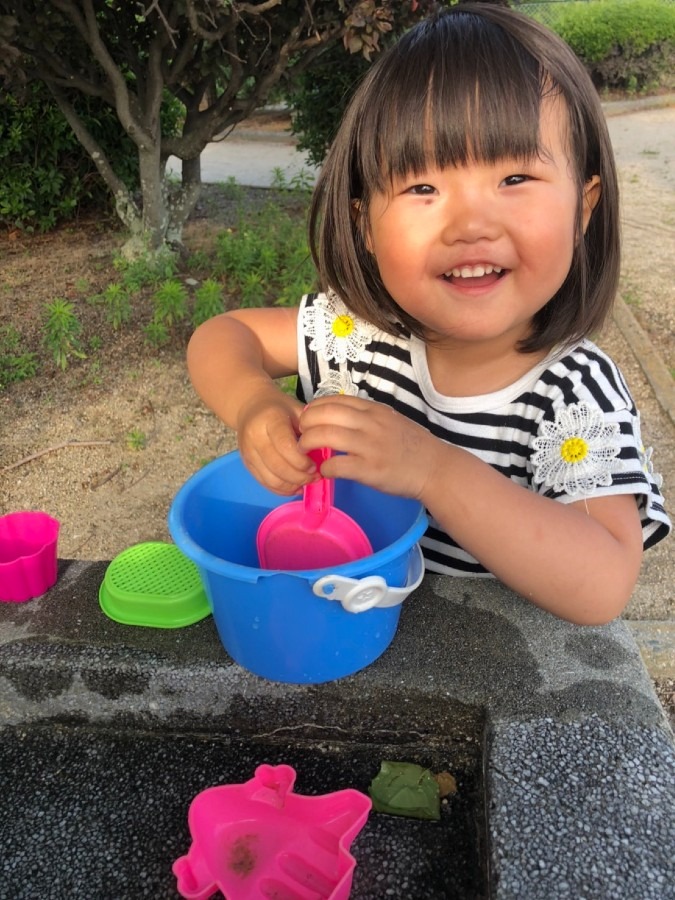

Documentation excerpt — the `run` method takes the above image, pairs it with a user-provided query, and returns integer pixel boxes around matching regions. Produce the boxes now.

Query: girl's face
[365,96,600,360]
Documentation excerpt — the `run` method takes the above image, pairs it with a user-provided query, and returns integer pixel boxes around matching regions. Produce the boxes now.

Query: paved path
[167,130,318,187]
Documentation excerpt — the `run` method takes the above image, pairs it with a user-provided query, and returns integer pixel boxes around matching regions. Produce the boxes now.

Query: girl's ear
[582,175,601,232]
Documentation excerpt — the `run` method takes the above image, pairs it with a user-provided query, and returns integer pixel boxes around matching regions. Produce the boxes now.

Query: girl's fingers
[297,395,435,498]
[242,446,315,495]
[299,397,394,455]
[240,417,318,495]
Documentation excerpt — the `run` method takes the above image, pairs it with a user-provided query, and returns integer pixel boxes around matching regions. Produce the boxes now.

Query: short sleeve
[297,292,375,404]
[531,400,670,549]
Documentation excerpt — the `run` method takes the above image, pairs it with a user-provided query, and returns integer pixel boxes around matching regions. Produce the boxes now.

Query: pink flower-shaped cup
[0,511,60,602]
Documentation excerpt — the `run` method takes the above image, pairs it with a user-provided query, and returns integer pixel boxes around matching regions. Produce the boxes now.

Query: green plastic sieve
[99,541,210,628]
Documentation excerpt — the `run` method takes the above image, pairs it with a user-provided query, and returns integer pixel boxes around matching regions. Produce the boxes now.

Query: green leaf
[368,761,441,821]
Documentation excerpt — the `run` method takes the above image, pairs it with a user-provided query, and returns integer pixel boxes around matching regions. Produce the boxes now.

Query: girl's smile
[441,263,506,290]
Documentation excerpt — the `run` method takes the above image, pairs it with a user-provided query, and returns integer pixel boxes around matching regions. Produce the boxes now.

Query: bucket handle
[312,544,424,613]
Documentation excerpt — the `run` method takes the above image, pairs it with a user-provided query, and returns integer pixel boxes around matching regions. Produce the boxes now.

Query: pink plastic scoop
[256,448,373,570]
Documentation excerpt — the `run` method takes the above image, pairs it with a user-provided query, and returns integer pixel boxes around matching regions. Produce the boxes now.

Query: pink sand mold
[173,763,372,900]
[0,511,60,603]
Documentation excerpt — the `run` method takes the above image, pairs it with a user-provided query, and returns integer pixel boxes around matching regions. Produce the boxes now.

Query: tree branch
[47,82,140,227]
[1,440,113,474]
[142,0,179,48]
[184,0,232,41]
[235,0,283,14]
[50,0,154,149]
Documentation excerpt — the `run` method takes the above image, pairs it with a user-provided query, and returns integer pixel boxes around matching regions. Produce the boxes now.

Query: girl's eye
[501,174,531,187]
[405,183,436,196]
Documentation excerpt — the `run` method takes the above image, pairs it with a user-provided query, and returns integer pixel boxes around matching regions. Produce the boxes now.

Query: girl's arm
[298,396,643,624]
[417,441,642,624]
[187,308,315,494]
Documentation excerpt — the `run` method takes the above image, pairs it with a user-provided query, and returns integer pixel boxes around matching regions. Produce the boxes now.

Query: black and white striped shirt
[297,293,671,576]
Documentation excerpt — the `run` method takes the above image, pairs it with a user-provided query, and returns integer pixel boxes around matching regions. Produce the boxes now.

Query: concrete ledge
[1,560,674,898]
[488,717,675,899]
[613,297,675,429]
[627,620,675,679]
[602,93,675,117]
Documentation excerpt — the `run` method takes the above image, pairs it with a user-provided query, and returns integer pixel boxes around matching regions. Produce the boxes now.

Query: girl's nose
[439,183,501,245]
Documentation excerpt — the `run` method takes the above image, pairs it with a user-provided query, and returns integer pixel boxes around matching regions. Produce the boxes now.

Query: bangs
[354,13,557,195]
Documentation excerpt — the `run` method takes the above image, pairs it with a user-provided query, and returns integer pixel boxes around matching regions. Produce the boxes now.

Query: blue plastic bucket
[168,452,427,684]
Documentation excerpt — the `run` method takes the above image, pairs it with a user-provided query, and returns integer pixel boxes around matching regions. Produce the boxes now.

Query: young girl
[187,3,670,625]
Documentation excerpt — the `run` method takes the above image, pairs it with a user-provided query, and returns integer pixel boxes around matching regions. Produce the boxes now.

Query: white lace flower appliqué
[531,402,623,496]
[635,412,664,490]
[314,370,359,398]
[301,290,377,364]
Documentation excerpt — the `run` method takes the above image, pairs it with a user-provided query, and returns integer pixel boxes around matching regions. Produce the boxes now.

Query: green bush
[288,44,371,167]
[551,0,675,91]
[0,82,183,232]
[0,82,135,231]
[192,279,224,327]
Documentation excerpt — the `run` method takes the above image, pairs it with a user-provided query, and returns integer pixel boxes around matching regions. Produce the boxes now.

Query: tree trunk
[166,155,202,247]
[120,146,201,260]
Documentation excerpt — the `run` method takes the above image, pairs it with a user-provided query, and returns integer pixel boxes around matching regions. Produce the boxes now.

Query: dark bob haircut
[308,2,620,354]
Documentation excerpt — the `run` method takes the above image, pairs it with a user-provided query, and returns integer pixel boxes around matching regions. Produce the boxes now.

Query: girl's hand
[298,395,440,500]
[237,391,317,495]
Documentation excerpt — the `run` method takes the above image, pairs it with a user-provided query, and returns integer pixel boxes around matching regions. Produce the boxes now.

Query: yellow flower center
[332,315,354,338]
[560,436,589,464]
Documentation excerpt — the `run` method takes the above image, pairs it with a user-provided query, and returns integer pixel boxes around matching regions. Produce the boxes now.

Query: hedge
[543,0,675,91]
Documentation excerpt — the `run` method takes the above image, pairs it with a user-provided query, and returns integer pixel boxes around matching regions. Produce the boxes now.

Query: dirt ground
[1,106,673,619]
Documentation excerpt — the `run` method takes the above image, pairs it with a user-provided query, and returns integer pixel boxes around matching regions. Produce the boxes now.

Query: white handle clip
[312,544,424,613]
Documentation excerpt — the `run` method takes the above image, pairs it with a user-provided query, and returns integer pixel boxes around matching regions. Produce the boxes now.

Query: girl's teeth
[447,265,503,278]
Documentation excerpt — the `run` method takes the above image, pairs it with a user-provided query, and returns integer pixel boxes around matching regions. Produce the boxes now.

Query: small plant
[0,325,38,389]
[240,271,266,308]
[126,427,147,450]
[256,243,279,283]
[288,169,315,194]
[270,167,289,191]
[216,226,264,283]
[187,249,211,272]
[152,279,188,327]
[101,282,132,329]
[622,285,642,308]
[114,253,177,293]
[220,176,245,202]
[192,279,224,327]
[270,167,313,195]
[43,298,86,370]
[81,357,103,387]
[144,320,169,347]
